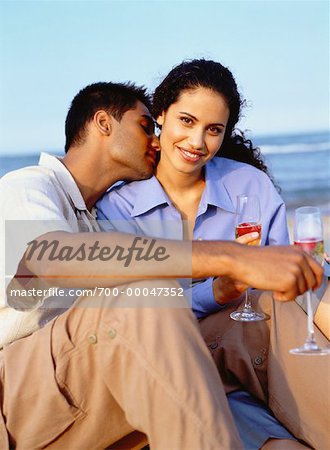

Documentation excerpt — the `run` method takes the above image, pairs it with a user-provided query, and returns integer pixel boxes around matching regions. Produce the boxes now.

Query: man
[0,82,322,449]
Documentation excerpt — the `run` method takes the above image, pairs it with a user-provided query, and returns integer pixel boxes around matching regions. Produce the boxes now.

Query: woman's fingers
[235,232,259,245]
[212,276,248,304]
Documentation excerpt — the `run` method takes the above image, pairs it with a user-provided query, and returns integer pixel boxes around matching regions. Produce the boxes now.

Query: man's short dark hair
[64,82,152,152]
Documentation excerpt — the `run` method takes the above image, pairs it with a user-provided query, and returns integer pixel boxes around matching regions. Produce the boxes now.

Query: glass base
[290,342,330,356]
[230,308,266,322]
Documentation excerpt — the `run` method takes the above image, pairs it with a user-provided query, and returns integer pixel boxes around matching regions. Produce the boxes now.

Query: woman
[97,60,307,449]
[98,59,289,318]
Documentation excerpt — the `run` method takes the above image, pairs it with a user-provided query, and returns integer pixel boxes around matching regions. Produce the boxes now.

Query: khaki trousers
[200,289,330,450]
[0,280,242,450]
[199,293,271,402]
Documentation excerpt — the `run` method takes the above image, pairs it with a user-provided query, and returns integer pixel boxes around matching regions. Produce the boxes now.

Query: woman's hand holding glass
[212,231,260,305]
[230,194,266,321]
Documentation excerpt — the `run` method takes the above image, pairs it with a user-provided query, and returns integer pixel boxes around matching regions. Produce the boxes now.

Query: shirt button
[108,328,117,339]
[254,356,263,365]
[88,333,97,344]
[209,342,218,350]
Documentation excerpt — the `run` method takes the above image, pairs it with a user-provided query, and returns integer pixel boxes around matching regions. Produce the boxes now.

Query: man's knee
[52,279,194,348]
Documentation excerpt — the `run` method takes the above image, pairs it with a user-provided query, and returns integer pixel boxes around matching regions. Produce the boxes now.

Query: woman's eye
[180,116,192,125]
[208,126,222,135]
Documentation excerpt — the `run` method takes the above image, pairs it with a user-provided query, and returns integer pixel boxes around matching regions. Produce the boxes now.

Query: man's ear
[156,112,165,127]
[94,110,112,135]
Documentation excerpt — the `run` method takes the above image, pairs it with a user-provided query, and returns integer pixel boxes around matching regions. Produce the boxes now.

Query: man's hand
[233,244,323,301]
[193,240,323,301]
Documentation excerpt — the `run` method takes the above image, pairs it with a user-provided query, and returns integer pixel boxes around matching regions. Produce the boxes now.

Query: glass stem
[244,289,251,310]
[305,289,315,343]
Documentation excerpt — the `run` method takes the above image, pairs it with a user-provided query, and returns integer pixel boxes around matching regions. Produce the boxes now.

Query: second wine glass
[230,194,266,322]
[290,206,330,355]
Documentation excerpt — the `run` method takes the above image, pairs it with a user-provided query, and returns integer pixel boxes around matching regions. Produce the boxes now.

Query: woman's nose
[187,129,204,149]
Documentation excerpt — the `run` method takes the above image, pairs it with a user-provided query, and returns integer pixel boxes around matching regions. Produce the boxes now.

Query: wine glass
[230,194,266,322]
[290,206,330,355]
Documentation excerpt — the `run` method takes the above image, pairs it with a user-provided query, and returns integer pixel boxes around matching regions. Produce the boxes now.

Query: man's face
[109,101,158,181]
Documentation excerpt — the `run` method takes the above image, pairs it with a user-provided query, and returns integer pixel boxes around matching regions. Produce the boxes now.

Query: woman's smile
[176,146,205,163]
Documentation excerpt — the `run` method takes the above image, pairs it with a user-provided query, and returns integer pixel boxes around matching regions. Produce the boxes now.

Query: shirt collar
[130,158,236,216]
[131,176,171,217]
[38,152,89,213]
[203,159,236,213]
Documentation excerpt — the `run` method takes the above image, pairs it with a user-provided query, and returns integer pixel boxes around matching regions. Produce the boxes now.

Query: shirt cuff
[188,278,227,319]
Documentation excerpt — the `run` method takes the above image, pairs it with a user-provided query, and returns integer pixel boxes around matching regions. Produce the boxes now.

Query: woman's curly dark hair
[152,59,272,179]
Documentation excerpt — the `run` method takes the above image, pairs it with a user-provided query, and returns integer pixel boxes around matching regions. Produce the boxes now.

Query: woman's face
[156,87,230,176]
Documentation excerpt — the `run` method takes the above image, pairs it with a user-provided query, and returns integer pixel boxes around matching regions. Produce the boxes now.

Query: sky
[0,0,329,155]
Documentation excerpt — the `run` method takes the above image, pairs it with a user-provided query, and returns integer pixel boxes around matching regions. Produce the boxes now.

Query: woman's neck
[155,158,204,194]
[155,159,206,239]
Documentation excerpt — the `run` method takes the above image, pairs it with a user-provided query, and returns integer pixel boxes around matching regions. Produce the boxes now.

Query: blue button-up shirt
[97,157,289,318]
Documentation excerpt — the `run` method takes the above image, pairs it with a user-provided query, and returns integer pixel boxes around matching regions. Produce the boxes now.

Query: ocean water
[1,131,329,213]
[254,131,330,214]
